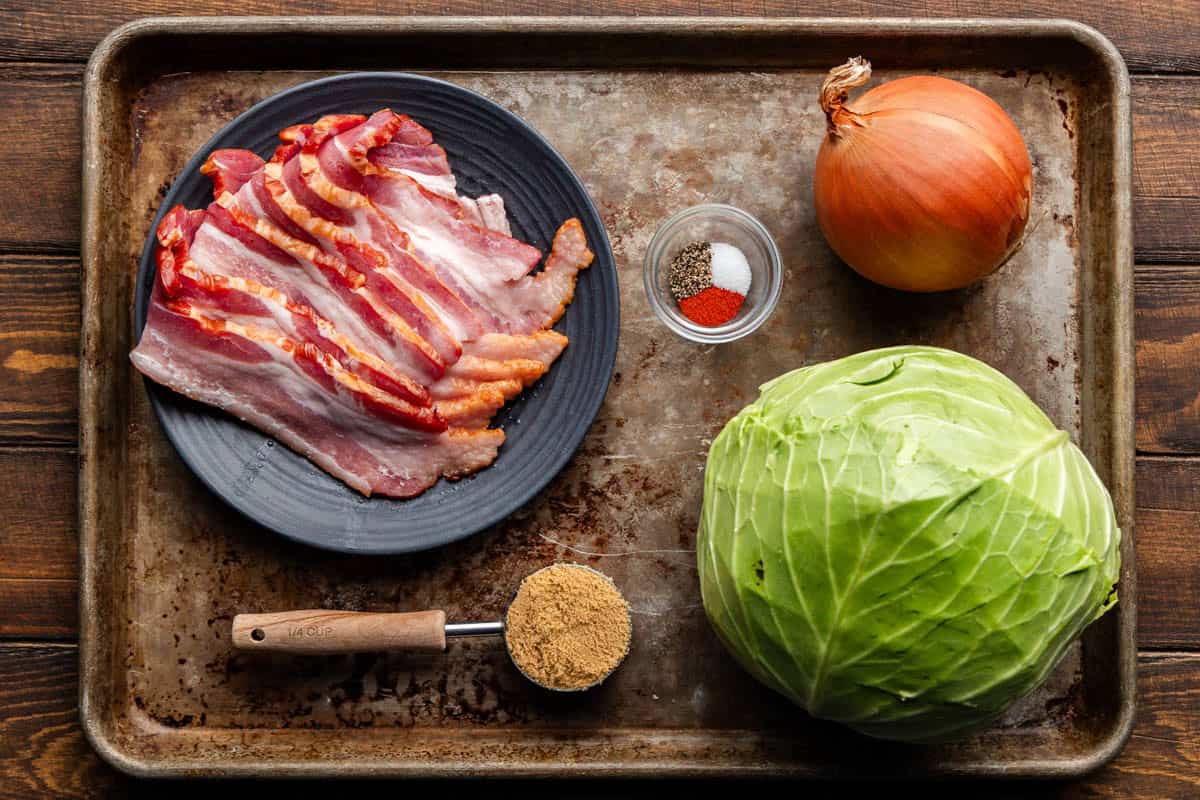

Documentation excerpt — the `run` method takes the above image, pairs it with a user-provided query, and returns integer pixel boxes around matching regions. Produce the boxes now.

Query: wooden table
[1,2,1196,796]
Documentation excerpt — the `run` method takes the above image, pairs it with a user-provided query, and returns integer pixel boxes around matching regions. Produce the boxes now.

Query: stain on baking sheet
[120,67,1086,747]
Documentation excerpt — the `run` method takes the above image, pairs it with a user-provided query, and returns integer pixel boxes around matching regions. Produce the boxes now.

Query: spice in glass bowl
[667,241,752,327]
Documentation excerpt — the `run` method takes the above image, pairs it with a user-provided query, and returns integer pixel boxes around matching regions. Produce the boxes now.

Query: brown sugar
[504,563,632,691]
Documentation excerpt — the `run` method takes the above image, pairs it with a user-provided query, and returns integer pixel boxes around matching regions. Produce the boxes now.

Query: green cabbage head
[698,346,1120,743]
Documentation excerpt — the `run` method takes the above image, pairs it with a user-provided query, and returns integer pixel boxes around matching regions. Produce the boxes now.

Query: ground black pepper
[668,241,713,301]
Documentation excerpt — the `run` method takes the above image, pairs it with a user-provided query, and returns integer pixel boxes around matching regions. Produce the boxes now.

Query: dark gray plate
[133,72,619,554]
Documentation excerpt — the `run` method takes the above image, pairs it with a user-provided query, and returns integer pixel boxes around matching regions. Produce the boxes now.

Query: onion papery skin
[814,70,1033,293]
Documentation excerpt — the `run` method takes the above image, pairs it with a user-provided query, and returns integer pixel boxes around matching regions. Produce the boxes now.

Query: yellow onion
[814,57,1033,292]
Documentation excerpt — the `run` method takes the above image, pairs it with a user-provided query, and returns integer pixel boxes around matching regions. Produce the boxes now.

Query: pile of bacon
[131,110,593,497]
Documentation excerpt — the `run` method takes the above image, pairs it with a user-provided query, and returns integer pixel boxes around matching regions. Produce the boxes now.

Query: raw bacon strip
[518,218,595,327]
[319,135,590,331]
[306,112,541,278]
[142,237,443,435]
[357,116,509,230]
[457,197,485,228]
[473,195,512,236]
[360,214,486,341]
[443,357,547,384]
[368,142,452,178]
[249,170,321,246]
[163,240,433,410]
[363,170,541,283]
[344,110,410,172]
[265,158,477,350]
[394,114,433,145]
[297,117,475,309]
[200,150,262,197]
[334,239,462,365]
[215,175,449,381]
[205,203,295,266]
[356,121,457,200]
[156,203,433,409]
[281,153,355,226]
[292,144,494,339]
[263,134,468,363]
[305,158,531,331]
[430,333,564,398]
[351,112,510,232]
[168,302,441,432]
[435,385,513,429]
[457,195,513,235]
[133,292,500,496]
[430,332,568,426]
[154,206,207,279]
[419,217,592,333]
[458,330,568,364]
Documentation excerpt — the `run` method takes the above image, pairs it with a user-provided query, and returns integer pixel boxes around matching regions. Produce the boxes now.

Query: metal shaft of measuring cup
[445,620,503,637]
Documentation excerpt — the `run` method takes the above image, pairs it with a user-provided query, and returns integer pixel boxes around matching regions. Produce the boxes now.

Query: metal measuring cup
[231,563,631,692]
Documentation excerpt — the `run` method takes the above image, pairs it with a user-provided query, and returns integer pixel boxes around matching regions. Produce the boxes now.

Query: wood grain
[1135,456,1200,649]
[1,0,1199,73]
[0,643,1193,797]
[0,65,81,254]
[1136,266,1200,453]
[0,643,121,799]
[1133,78,1200,264]
[0,449,76,580]
[230,609,449,654]
[0,579,76,640]
[0,448,77,640]
[0,257,79,445]
[1071,652,1200,799]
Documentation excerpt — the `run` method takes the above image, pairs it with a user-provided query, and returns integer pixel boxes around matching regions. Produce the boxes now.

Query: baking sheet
[80,17,1134,778]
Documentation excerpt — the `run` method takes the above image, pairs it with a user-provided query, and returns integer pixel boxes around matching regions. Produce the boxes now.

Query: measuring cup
[231,563,631,692]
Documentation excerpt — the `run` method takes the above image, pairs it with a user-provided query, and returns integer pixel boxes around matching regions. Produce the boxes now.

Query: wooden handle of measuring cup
[231,610,447,655]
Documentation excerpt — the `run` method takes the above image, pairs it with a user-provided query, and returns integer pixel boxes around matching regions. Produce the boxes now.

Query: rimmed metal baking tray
[80,16,1135,779]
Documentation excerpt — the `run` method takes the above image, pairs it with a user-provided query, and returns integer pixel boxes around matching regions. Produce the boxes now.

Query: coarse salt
[709,242,752,296]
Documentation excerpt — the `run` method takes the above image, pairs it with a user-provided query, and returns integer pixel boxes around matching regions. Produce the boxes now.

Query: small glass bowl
[643,204,783,344]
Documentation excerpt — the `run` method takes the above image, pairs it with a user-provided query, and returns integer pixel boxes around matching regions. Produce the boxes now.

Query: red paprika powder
[679,286,744,327]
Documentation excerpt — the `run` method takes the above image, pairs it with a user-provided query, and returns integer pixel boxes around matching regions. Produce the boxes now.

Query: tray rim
[79,14,1135,780]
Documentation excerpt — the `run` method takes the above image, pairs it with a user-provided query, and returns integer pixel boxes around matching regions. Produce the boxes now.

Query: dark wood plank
[0,579,76,640]
[0,65,81,253]
[0,644,1193,797]
[1136,266,1200,453]
[0,445,77,640]
[1135,456,1200,650]
[0,446,78,640]
[1063,652,1200,799]
[0,256,79,445]
[1,0,1199,73]
[0,449,76,580]
[0,643,122,798]
[1133,78,1200,264]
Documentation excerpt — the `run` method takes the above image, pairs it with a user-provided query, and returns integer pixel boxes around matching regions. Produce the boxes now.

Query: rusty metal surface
[80,17,1135,778]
